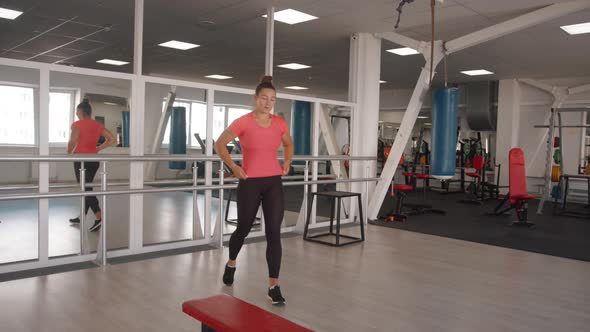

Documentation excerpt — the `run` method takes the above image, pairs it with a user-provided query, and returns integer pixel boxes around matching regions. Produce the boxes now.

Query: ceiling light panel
[158,40,200,50]
[461,69,494,76]
[386,47,419,56]
[0,7,23,20]
[205,75,232,80]
[96,59,129,66]
[263,9,318,25]
[278,63,311,70]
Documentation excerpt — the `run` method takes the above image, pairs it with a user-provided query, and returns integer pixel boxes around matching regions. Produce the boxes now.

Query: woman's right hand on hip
[230,164,248,180]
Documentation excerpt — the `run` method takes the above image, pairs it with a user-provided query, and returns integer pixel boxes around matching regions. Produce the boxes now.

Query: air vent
[465,81,498,131]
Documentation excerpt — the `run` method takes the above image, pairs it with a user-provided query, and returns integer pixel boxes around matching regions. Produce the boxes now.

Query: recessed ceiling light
[424,122,432,125]
[205,75,232,80]
[158,40,200,50]
[285,86,309,90]
[380,80,387,84]
[278,63,311,70]
[561,22,590,35]
[96,59,129,66]
[0,7,23,20]
[104,102,118,106]
[386,47,419,56]
[262,9,318,25]
[418,116,428,119]
[461,69,494,76]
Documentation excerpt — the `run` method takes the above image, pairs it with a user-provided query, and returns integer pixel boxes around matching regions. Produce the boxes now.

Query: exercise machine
[493,148,535,227]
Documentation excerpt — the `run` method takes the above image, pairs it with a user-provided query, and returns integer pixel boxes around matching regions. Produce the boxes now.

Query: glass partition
[143,83,207,245]
[0,65,40,264]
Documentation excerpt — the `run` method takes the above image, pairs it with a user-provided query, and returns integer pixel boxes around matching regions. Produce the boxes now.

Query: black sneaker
[267,286,286,305]
[69,217,80,223]
[89,219,101,232]
[222,264,236,286]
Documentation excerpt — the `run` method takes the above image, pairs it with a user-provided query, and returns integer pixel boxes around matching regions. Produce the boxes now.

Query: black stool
[303,191,365,246]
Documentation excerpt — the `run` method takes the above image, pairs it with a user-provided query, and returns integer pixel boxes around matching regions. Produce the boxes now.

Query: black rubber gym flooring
[372,190,590,262]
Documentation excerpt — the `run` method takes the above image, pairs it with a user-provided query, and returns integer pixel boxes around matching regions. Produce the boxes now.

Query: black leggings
[229,176,284,279]
[73,161,101,215]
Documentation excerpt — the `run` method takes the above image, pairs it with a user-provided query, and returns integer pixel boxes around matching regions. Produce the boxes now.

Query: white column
[495,79,521,192]
[204,89,214,242]
[38,68,50,262]
[311,102,321,225]
[265,7,275,76]
[129,0,145,250]
[367,41,443,220]
[349,33,381,221]
[133,0,144,75]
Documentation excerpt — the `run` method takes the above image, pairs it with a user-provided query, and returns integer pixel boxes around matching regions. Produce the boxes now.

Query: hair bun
[261,75,273,84]
[82,98,90,104]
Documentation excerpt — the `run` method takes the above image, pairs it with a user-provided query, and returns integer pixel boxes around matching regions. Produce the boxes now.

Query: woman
[68,99,116,232]
[214,76,294,305]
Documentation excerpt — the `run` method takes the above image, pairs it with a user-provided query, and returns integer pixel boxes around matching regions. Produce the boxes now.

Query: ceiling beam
[446,0,590,54]
[374,32,420,51]
[568,83,590,95]
[519,79,554,94]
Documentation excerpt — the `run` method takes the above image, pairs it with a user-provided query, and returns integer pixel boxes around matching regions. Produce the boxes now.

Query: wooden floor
[1,225,589,332]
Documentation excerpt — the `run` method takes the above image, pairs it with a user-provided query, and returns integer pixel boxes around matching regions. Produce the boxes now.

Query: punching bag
[121,111,130,148]
[431,88,459,180]
[291,101,311,166]
[168,106,187,170]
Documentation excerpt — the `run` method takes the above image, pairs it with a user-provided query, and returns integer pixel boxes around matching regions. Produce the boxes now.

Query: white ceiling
[0,0,589,98]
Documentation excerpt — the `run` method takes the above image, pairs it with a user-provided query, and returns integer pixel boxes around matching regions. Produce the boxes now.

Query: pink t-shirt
[71,119,104,154]
[229,113,288,178]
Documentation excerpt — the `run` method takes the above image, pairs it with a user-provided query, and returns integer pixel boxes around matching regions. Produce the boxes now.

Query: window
[161,100,208,148]
[228,107,251,127]
[162,100,191,145]
[190,102,207,147]
[49,91,74,143]
[160,99,251,148]
[212,106,225,141]
[0,85,35,145]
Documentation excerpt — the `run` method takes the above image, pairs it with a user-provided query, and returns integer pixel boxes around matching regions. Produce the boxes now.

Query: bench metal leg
[336,197,341,246]
[329,197,335,234]
[303,194,315,239]
[357,195,365,241]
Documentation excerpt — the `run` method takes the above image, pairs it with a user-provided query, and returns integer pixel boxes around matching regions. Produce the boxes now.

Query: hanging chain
[444,44,448,88]
[429,0,436,86]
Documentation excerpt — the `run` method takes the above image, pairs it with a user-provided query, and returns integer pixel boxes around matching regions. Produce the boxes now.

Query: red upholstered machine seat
[508,148,535,204]
[466,155,484,178]
[182,294,312,332]
[491,148,535,226]
[394,184,414,191]
[414,173,430,179]
[510,194,536,201]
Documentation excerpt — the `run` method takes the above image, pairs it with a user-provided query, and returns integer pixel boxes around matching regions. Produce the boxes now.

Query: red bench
[182,294,313,332]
